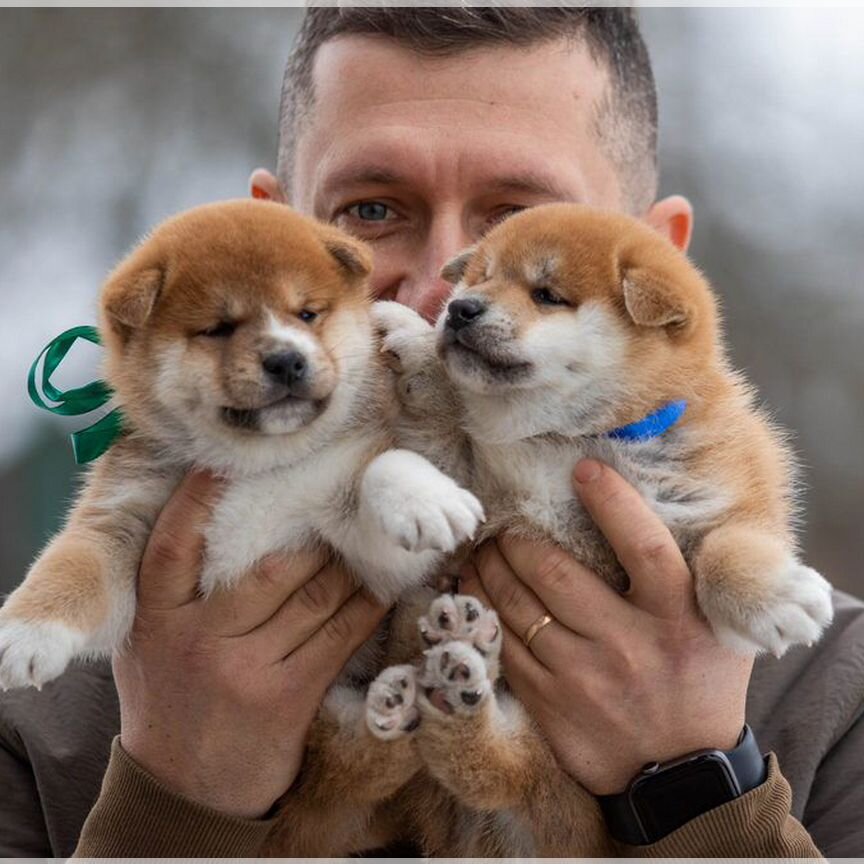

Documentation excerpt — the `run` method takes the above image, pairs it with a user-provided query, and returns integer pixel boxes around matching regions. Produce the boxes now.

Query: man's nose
[395,216,472,323]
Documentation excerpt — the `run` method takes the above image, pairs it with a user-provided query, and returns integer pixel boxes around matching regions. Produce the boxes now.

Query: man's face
[290,36,625,323]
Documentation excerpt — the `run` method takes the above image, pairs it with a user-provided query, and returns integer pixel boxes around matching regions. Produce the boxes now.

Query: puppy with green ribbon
[0,200,483,692]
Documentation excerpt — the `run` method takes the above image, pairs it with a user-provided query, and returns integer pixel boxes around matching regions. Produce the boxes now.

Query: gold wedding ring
[523,613,554,647]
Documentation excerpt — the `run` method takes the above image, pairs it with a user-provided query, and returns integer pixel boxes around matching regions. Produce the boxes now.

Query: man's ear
[249,168,287,204]
[622,267,691,329]
[102,266,163,336]
[644,195,693,252]
[441,247,477,284]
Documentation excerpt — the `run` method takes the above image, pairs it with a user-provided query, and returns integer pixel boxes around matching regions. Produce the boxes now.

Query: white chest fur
[201,434,378,593]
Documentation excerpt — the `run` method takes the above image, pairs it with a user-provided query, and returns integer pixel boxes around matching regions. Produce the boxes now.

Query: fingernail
[251,185,268,200]
[574,459,601,484]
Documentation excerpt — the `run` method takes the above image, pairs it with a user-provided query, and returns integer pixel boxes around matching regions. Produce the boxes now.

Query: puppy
[366,203,834,855]
[0,200,483,691]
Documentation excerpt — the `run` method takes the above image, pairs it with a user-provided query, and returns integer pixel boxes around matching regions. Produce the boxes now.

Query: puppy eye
[531,287,569,307]
[198,320,237,338]
[298,309,318,323]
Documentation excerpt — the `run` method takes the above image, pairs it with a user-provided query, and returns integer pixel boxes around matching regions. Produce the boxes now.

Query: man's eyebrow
[483,173,577,202]
[320,165,405,198]
[319,166,576,202]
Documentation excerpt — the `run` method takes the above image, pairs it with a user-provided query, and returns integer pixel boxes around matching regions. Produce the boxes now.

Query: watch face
[632,755,740,840]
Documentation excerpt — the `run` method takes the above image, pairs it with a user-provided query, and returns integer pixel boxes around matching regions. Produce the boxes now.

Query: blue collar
[605,400,687,442]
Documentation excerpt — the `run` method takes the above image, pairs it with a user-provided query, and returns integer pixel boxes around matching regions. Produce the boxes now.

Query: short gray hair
[279,7,658,214]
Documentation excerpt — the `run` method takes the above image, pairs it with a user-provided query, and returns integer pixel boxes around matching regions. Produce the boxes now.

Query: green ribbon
[27,326,124,464]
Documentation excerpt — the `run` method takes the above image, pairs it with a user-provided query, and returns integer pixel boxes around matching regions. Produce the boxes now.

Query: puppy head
[99,200,373,462]
[437,204,721,436]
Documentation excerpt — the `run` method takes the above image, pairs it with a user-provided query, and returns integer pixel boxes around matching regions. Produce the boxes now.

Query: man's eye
[486,205,527,232]
[197,320,237,338]
[531,287,569,307]
[347,201,395,222]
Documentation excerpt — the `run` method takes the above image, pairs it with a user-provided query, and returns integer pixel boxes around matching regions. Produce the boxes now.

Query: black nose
[446,298,487,330]
[262,350,307,386]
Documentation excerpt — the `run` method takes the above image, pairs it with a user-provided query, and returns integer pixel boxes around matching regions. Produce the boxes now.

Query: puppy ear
[324,236,372,282]
[441,247,477,285]
[102,266,163,336]
[622,267,691,329]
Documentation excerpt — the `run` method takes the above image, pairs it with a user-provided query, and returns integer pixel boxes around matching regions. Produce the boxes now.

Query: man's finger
[138,470,224,610]
[203,547,329,637]
[245,561,359,659]
[290,589,389,693]
[573,459,695,620]
[472,541,588,671]
[494,619,554,706]
[496,534,633,638]
[462,561,566,677]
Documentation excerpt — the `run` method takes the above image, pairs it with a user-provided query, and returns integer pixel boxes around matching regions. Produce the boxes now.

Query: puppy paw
[366,665,421,741]
[700,561,834,657]
[0,618,86,689]
[418,641,492,716]
[361,450,484,554]
[371,301,436,375]
[418,594,501,673]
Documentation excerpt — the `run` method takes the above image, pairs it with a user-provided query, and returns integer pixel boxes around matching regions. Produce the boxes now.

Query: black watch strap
[598,725,767,846]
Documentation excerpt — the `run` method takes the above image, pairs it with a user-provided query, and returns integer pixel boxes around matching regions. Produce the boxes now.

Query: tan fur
[5,202,830,855]
[2,201,386,648]
[263,590,614,857]
[350,203,833,856]
[3,538,109,630]
[1,201,490,856]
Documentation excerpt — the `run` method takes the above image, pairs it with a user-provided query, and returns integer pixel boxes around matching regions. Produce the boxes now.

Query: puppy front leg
[693,523,834,657]
[0,531,114,688]
[0,447,175,688]
[372,301,471,485]
[264,677,422,856]
[347,449,484,601]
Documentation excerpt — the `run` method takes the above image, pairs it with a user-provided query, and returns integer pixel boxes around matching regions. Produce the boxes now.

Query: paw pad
[418,640,491,716]
[366,664,421,740]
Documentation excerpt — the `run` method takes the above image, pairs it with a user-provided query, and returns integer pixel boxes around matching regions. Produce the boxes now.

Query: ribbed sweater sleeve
[74,741,821,857]
[621,754,823,857]
[72,737,273,857]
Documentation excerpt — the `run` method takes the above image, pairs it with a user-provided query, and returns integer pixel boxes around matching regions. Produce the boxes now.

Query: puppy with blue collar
[368,202,833,855]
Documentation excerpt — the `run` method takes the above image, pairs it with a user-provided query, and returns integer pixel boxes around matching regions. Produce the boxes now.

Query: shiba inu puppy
[0,200,483,691]
[357,203,834,855]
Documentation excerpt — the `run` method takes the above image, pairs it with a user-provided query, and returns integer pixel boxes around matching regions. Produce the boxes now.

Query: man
[2,8,863,857]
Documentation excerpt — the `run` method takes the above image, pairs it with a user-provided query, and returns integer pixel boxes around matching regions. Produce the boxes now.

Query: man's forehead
[294,34,617,209]
[310,33,607,105]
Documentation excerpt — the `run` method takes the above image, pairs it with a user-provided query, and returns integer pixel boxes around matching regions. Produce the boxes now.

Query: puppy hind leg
[266,683,422,856]
[417,661,612,855]
[415,640,528,812]
[522,757,616,856]
[418,592,502,678]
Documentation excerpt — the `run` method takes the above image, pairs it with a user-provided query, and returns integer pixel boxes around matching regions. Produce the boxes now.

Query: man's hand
[461,458,752,796]
[115,471,388,819]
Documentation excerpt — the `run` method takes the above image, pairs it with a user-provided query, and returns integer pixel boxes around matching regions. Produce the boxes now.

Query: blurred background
[0,8,861,597]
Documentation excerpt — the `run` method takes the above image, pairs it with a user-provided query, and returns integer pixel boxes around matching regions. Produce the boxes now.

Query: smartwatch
[597,725,767,845]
